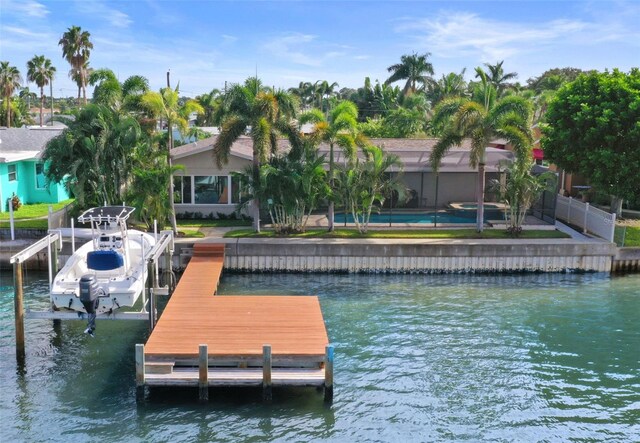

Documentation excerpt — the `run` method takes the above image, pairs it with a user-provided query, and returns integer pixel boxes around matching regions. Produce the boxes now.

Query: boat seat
[88,250,124,271]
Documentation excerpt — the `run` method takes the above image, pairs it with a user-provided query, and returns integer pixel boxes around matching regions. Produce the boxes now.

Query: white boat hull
[51,229,155,315]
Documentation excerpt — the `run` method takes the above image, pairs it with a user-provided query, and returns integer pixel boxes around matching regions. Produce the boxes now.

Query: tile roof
[0,127,64,163]
[170,135,514,172]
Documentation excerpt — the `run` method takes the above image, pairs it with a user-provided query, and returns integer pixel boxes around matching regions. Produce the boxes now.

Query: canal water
[1,271,639,442]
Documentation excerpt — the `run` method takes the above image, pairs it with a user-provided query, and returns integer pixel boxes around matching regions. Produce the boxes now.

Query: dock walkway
[137,243,332,401]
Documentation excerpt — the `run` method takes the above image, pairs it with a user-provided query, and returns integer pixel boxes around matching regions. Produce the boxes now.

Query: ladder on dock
[136,243,334,402]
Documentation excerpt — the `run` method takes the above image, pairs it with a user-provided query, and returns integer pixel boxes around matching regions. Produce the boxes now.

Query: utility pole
[166,69,178,235]
[50,79,54,126]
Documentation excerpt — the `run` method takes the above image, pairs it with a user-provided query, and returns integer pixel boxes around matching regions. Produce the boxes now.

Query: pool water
[1,271,639,441]
[334,209,505,224]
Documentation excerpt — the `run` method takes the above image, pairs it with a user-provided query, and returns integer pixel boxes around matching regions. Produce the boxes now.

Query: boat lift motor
[79,275,102,335]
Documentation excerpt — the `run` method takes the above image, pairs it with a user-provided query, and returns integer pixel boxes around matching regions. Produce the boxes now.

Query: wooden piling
[14,262,25,365]
[135,344,145,402]
[147,261,156,331]
[263,344,272,401]
[324,344,334,402]
[199,344,209,402]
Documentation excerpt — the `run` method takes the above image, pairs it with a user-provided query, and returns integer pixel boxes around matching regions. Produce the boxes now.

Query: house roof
[170,135,515,173]
[0,127,64,163]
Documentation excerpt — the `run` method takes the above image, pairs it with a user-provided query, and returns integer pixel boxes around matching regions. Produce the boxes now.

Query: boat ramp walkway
[136,243,333,401]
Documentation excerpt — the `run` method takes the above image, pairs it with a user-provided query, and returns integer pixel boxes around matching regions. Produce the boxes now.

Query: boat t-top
[51,206,156,333]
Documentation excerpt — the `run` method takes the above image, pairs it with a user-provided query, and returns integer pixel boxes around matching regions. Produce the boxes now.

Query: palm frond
[213,116,246,168]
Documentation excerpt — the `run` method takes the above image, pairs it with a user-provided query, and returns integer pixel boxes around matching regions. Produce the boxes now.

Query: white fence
[555,195,616,242]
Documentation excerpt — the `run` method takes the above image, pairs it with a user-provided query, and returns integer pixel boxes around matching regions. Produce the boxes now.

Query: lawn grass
[177,228,205,238]
[620,225,640,247]
[0,219,49,229]
[0,199,75,220]
[224,228,570,240]
[177,219,251,228]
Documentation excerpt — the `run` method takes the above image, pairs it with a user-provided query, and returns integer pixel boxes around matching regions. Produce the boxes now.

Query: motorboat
[51,206,155,332]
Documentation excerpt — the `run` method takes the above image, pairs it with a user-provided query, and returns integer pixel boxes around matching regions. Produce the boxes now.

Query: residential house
[170,136,515,216]
[0,126,69,212]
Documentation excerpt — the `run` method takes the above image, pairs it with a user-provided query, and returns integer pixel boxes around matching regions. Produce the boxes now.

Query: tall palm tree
[430,80,533,232]
[141,86,204,234]
[313,80,339,112]
[476,61,517,96]
[59,26,93,106]
[385,53,434,96]
[213,77,300,232]
[19,86,37,109]
[26,55,56,127]
[299,100,363,231]
[0,62,22,127]
[195,88,221,126]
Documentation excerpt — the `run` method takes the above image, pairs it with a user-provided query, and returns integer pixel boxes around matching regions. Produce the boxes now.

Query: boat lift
[10,224,175,363]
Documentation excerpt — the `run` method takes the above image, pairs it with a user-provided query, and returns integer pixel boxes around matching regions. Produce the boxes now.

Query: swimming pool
[334,209,505,224]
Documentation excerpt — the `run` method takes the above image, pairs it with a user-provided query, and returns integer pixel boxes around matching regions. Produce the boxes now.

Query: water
[1,271,639,442]
[334,210,504,224]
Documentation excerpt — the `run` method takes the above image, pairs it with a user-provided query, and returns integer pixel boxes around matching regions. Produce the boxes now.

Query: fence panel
[555,194,616,241]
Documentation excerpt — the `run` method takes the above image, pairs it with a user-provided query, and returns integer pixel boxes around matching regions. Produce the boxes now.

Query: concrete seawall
[181,238,616,273]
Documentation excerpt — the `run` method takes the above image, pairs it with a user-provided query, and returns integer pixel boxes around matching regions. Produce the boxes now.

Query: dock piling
[14,262,25,365]
[135,344,145,402]
[324,344,334,402]
[263,344,272,401]
[199,344,209,402]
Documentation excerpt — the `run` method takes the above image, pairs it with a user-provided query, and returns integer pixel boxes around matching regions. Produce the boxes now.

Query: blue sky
[1,0,639,98]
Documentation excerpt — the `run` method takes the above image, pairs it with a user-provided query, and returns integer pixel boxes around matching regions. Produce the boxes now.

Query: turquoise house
[0,126,69,212]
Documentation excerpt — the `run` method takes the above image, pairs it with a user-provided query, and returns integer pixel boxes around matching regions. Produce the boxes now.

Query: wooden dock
[136,243,333,401]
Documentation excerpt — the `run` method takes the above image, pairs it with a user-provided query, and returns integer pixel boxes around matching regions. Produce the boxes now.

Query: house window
[194,176,228,204]
[173,176,192,204]
[8,164,17,181]
[35,163,46,189]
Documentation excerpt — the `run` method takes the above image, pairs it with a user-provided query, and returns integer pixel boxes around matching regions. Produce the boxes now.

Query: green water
[1,271,639,442]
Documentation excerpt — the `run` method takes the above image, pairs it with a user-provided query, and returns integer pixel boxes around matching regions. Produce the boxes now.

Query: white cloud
[221,34,238,44]
[395,12,591,61]
[262,33,348,67]
[1,0,50,18]
[74,0,133,28]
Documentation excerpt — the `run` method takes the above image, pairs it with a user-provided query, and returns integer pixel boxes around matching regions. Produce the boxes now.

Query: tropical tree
[59,26,93,106]
[89,68,149,112]
[0,61,22,127]
[425,69,468,105]
[299,100,363,231]
[195,88,221,126]
[127,136,183,230]
[542,69,640,215]
[213,77,300,232]
[235,147,329,234]
[490,160,556,236]
[335,144,406,234]
[476,61,517,96]
[26,55,56,127]
[42,104,144,208]
[19,86,37,110]
[141,86,204,234]
[430,79,533,232]
[385,53,434,96]
[288,81,315,110]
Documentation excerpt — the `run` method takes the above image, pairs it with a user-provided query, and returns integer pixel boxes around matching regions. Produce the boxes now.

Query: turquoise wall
[0,160,69,212]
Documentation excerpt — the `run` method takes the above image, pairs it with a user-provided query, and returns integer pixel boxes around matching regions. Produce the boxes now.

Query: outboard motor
[79,275,101,335]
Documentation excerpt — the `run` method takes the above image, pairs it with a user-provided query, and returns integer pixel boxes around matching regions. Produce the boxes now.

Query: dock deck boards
[140,243,331,394]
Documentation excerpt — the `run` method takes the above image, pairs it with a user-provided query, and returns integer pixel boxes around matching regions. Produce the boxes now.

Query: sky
[1,0,639,99]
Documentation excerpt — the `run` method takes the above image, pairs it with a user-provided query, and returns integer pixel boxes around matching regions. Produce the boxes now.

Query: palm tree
[42,104,143,208]
[195,88,221,126]
[19,87,37,110]
[141,86,204,234]
[26,55,56,127]
[0,62,22,127]
[213,77,300,232]
[476,61,517,96]
[430,79,533,232]
[425,69,468,105]
[335,144,405,234]
[313,80,339,112]
[299,100,364,231]
[89,69,149,113]
[385,53,434,96]
[59,26,93,106]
